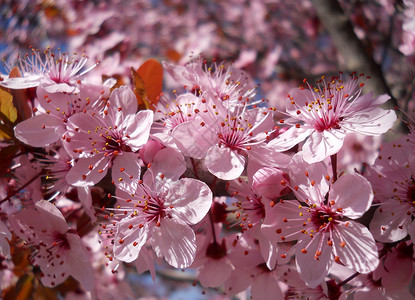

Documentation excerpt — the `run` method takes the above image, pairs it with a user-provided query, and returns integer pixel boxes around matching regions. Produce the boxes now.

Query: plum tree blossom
[269,74,397,163]
[261,158,378,288]
[111,147,212,268]
[366,135,415,243]
[9,200,94,290]
[1,0,415,298]
[62,86,153,186]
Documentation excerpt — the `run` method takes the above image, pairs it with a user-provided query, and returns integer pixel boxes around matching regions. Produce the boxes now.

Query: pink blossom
[280,265,340,300]
[112,147,212,268]
[163,58,255,105]
[173,98,290,180]
[224,234,284,299]
[373,242,414,291]
[10,200,94,290]
[268,74,396,163]
[152,93,202,147]
[336,132,381,173]
[0,48,97,89]
[63,86,153,186]
[261,159,378,288]
[14,80,111,147]
[193,237,234,288]
[366,136,415,243]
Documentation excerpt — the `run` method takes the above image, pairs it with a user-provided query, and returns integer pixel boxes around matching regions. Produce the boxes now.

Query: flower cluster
[0,47,413,300]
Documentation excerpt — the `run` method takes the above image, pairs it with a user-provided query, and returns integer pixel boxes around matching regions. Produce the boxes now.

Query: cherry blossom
[261,159,378,288]
[63,86,153,186]
[112,147,212,268]
[366,136,415,243]
[14,80,110,147]
[173,97,290,180]
[0,48,97,90]
[9,200,94,290]
[269,74,396,163]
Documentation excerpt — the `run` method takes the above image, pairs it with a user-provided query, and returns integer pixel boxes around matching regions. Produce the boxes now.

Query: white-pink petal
[168,178,212,225]
[343,107,396,136]
[250,273,283,300]
[108,86,138,125]
[112,152,141,195]
[124,110,154,151]
[66,233,95,291]
[172,119,216,159]
[14,114,64,147]
[151,217,196,268]
[302,129,346,163]
[295,234,332,288]
[114,219,149,263]
[198,258,234,288]
[205,145,245,180]
[66,156,110,186]
[333,221,379,274]
[268,126,312,152]
[330,173,373,219]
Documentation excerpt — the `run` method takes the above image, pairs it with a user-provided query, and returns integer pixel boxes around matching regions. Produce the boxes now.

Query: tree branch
[311,0,397,109]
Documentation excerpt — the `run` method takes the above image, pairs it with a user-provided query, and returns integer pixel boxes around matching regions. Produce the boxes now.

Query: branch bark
[311,0,397,109]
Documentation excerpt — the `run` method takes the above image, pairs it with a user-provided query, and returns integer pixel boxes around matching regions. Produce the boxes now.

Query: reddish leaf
[8,67,32,122]
[132,59,163,111]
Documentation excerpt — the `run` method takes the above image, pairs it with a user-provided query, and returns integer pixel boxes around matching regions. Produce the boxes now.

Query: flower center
[314,117,341,132]
[51,231,70,251]
[102,132,131,157]
[218,116,250,151]
[310,206,338,231]
[206,240,227,259]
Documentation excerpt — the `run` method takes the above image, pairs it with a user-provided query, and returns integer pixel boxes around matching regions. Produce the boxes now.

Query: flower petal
[342,107,396,136]
[205,145,245,180]
[302,129,346,163]
[151,217,196,268]
[114,218,149,263]
[14,114,63,147]
[333,221,379,274]
[268,126,312,152]
[124,110,154,151]
[198,258,233,288]
[66,156,110,186]
[112,152,141,195]
[295,234,332,288]
[66,233,95,291]
[330,173,373,219]
[172,119,216,159]
[168,178,212,225]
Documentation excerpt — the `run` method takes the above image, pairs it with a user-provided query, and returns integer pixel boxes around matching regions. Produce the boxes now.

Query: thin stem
[208,210,217,244]
[0,170,44,204]
[330,153,338,182]
[338,271,359,287]
[190,158,200,180]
